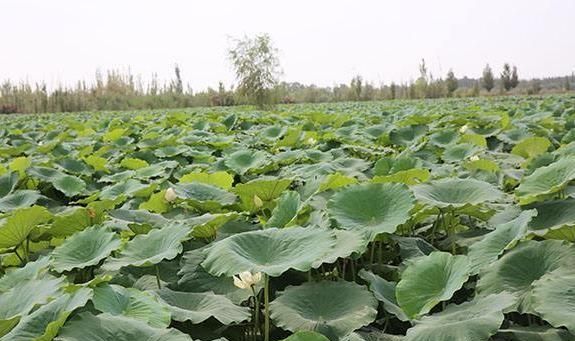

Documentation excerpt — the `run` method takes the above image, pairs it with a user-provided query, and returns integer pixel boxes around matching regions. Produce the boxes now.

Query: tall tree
[445,69,458,96]
[228,34,281,109]
[564,76,571,91]
[350,75,363,100]
[172,65,183,94]
[510,66,519,89]
[390,82,396,99]
[481,64,494,92]
[501,63,512,91]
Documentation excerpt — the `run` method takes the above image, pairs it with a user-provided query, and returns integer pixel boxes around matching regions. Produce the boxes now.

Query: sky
[1,0,574,91]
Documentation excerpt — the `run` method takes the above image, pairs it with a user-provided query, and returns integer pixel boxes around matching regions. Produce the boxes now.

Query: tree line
[1,35,573,114]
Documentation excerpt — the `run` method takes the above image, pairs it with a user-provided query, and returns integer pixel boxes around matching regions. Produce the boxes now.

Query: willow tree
[228,34,281,109]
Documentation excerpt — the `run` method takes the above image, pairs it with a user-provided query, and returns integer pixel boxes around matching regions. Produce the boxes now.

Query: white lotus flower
[164,188,177,202]
[459,125,469,133]
[306,138,317,145]
[469,155,480,161]
[233,271,262,289]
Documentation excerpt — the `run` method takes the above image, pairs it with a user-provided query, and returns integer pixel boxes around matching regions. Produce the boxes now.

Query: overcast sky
[1,0,574,91]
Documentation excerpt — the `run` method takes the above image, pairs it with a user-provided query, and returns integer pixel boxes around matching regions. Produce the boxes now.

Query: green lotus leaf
[172,182,237,210]
[225,149,269,175]
[55,158,92,176]
[389,125,427,146]
[373,156,421,176]
[328,183,415,239]
[103,224,192,271]
[51,226,121,273]
[99,179,149,200]
[281,331,330,341]
[201,227,337,277]
[358,270,408,321]
[498,326,575,341]
[139,190,169,213]
[187,212,239,239]
[511,136,552,159]
[516,157,575,205]
[265,191,301,228]
[372,168,430,185]
[391,236,436,261]
[55,312,192,341]
[0,172,18,197]
[468,210,536,274]
[317,173,358,192]
[528,199,575,234]
[532,269,575,333]
[154,288,250,324]
[429,130,458,147]
[179,171,234,189]
[52,175,86,197]
[134,161,178,180]
[413,178,503,208]
[463,158,500,172]
[107,209,169,230]
[404,293,515,341]
[0,190,43,212]
[396,251,471,319]
[233,177,292,213]
[0,206,52,249]
[0,257,51,292]
[270,281,378,340]
[459,133,487,147]
[0,276,65,321]
[92,284,170,328]
[442,143,480,162]
[120,157,149,170]
[477,240,575,313]
[178,247,258,304]
[0,287,92,341]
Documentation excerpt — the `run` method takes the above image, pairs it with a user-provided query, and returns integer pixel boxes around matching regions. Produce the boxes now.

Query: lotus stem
[264,274,270,341]
[155,264,162,289]
[13,247,24,266]
[251,286,260,340]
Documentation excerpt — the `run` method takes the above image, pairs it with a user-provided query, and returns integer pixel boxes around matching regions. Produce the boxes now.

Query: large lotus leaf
[0,206,51,249]
[224,149,269,175]
[107,209,169,230]
[0,287,92,341]
[413,178,503,208]
[46,207,98,238]
[404,293,515,341]
[0,257,51,292]
[315,229,369,266]
[177,248,258,304]
[154,288,250,324]
[389,125,427,146]
[532,269,575,333]
[52,175,86,197]
[358,270,408,321]
[396,252,471,319]
[498,326,575,341]
[134,160,178,179]
[172,182,236,209]
[179,171,234,189]
[511,136,552,160]
[468,210,536,274]
[51,226,121,273]
[0,172,18,197]
[317,173,358,192]
[233,177,292,213]
[429,130,458,147]
[186,212,239,239]
[528,199,575,234]
[328,183,414,239]
[281,331,330,341]
[103,224,191,271]
[442,143,481,162]
[201,227,337,277]
[54,312,192,341]
[270,281,378,340]
[391,236,436,261]
[373,156,421,176]
[265,191,301,228]
[477,240,575,313]
[99,179,149,200]
[92,284,170,328]
[0,275,64,321]
[516,157,575,205]
[0,190,43,212]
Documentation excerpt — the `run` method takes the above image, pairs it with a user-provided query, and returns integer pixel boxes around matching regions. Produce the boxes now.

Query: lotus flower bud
[469,155,480,161]
[164,188,177,202]
[459,125,468,133]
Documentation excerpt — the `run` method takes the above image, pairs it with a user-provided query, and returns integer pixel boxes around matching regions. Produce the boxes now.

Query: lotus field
[1,96,575,341]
